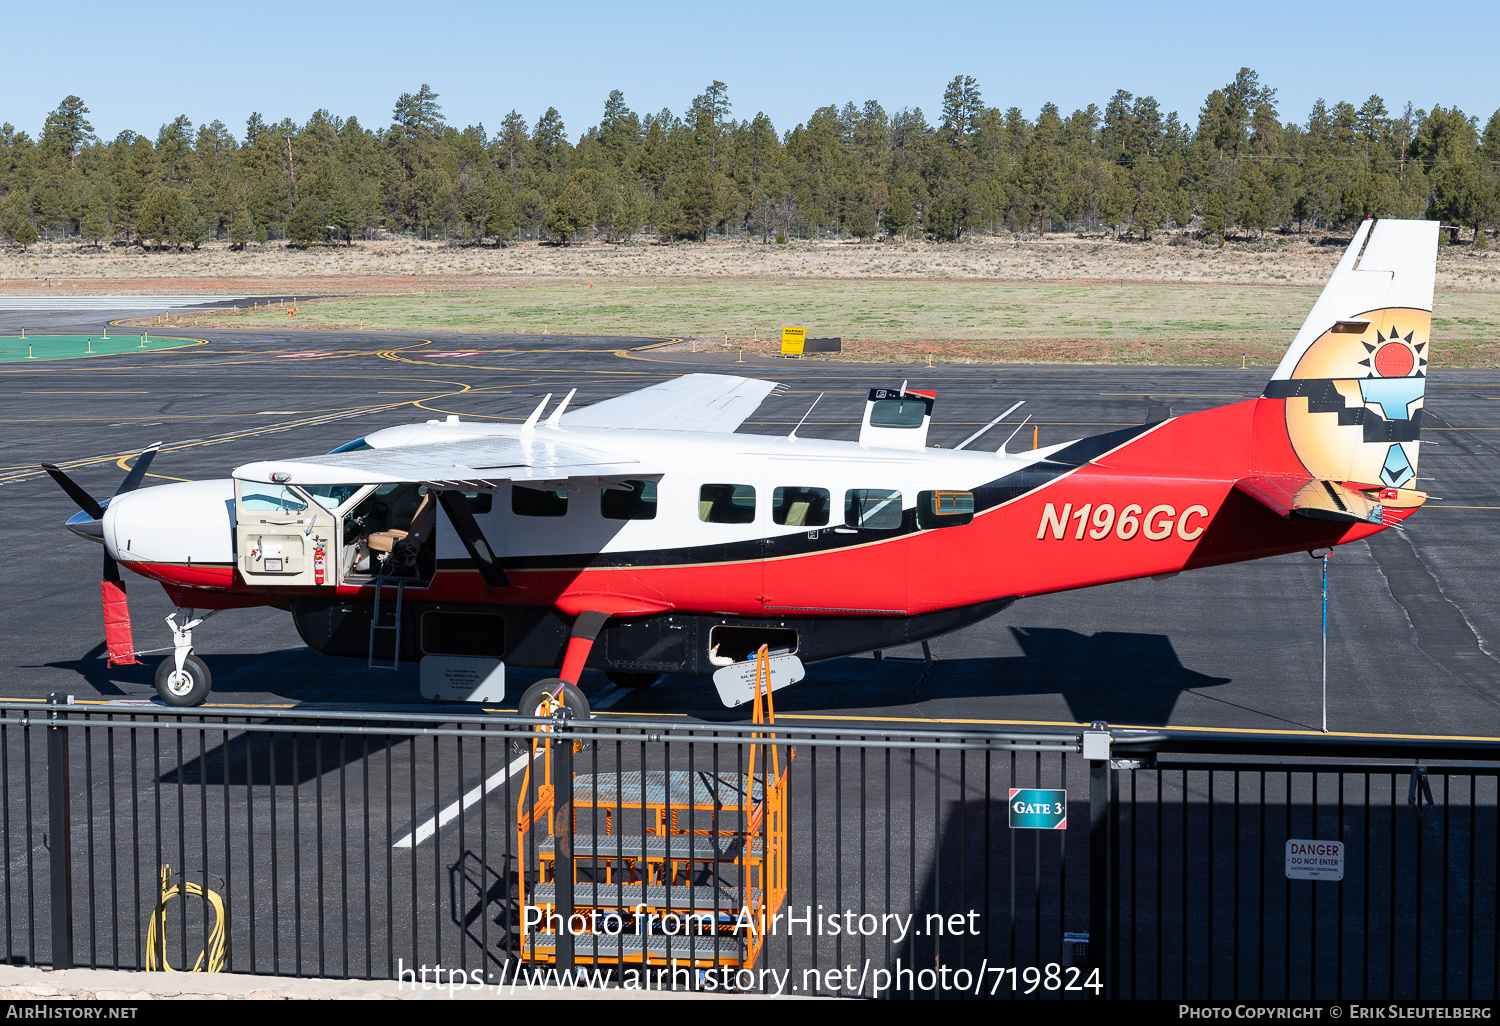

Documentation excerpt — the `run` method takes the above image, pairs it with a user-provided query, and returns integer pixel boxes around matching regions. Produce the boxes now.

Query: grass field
[138,279,1500,366]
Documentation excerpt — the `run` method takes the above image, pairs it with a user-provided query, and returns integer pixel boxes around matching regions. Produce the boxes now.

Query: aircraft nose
[102,480,236,565]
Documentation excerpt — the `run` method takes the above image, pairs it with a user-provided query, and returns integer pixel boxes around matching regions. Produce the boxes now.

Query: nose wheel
[156,610,216,707]
[155,653,212,707]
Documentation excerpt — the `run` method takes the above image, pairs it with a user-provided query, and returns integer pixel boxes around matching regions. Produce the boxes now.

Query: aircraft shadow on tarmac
[652,627,1233,726]
[50,625,1231,735]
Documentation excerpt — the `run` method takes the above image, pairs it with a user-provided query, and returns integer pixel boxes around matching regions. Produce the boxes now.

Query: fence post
[552,707,574,974]
[1084,722,1111,999]
[46,692,73,971]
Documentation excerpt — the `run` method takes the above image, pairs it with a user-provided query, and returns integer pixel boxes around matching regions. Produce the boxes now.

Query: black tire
[605,671,661,689]
[155,654,211,707]
[517,678,591,721]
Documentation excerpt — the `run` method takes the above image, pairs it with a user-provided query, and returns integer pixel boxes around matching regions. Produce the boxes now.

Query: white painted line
[590,685,626,711]
[393,749,533,849]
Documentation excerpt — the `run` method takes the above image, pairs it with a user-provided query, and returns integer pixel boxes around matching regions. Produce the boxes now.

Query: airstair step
[523,932,746,962]
[572,770,766,807]
[538,833,765,860]
[531,882,762,913]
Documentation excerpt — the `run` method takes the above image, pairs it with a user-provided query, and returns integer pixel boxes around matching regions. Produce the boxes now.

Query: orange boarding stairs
[515,646,790,970]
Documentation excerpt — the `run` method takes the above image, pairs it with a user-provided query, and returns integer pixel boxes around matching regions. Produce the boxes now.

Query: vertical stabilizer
[1262,218,1439,488]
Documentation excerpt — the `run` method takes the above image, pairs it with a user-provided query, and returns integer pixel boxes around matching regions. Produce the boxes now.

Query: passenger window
[699,483,756,524]
[869,399,927,429]
[845,489,903,529]
[462,491,493,515]
[917,490,975,529]
[512,485,567,517]
[772,486,830,527]
[602,480,658,520]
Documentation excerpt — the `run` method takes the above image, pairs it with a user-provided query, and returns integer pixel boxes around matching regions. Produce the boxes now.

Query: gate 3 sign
[1008,788,1067,830]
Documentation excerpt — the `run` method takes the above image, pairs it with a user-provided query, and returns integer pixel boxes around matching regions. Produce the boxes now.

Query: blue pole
[1322,552,1330,733]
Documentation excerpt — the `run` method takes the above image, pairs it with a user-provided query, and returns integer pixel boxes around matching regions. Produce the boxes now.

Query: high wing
[562,373,779,432]
[234,435,657,488]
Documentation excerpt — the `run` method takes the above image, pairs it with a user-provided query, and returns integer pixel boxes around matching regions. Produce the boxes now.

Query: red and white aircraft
[48,217,1438,711]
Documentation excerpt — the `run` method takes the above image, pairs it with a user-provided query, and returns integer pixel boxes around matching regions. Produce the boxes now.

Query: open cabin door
[234,481,343,587]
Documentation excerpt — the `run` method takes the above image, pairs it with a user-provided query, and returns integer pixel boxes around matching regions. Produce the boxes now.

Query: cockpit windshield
[328,437,373,454]
[304,485,363,510]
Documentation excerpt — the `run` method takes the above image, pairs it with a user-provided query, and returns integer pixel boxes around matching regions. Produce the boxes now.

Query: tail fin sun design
[1263,218,1439,489]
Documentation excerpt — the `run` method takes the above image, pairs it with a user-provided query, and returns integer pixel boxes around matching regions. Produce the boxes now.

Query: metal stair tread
[571,769,766,807]
[524,933,747,959]
[538,832,765,859]
[531,881,762,911]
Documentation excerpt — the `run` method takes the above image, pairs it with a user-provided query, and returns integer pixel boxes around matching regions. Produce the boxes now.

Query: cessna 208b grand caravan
[48,217,1437,711]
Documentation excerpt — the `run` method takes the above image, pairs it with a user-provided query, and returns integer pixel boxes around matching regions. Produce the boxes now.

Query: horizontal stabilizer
[1235,475,1426,526]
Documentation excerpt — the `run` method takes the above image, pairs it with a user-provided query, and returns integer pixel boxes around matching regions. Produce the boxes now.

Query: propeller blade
[114,443,162,496]
[41,463,105,521]
[103,547,122,583]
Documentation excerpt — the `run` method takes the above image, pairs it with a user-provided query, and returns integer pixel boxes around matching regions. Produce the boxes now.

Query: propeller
[41,444,162,667]
[43,443,161,526]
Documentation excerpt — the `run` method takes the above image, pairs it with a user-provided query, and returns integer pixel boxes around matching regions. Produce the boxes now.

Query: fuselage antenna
[955,400,1025,451]
[545,388,577,427]
[521,393,552,433]
[789,393,825,440]
[998,413,1033,455]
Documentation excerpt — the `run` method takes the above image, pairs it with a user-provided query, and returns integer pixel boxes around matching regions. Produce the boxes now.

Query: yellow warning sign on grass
[781,326,807,355]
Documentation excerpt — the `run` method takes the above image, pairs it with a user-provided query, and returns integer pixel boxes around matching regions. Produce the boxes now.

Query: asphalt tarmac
[5,308,1500,741]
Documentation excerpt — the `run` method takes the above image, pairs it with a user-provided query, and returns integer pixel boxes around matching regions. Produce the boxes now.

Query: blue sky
[7,1,1498,142]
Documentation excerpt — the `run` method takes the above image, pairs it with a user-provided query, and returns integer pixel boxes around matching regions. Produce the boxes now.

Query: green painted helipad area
[0,334,202,362]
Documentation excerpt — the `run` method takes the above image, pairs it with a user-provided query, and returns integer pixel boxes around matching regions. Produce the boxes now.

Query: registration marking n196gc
[1036,502,1209,542]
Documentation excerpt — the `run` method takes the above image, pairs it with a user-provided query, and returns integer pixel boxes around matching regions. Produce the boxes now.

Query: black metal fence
[3,696,1497,999]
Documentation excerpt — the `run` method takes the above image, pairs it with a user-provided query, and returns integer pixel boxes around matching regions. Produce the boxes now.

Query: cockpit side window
[240,486,309,513]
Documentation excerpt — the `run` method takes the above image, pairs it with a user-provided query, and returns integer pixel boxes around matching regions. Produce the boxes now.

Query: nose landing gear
[155,611,216,707]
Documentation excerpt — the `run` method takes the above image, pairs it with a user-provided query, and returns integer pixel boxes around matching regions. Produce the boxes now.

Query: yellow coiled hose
[145,864,227,972]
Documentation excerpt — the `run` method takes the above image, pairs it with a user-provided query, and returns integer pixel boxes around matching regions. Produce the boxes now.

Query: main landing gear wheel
[517,678,591,721]
[155,654,211,707]
[605,671,661,688]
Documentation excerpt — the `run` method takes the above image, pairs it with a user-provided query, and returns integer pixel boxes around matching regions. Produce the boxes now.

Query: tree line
[2,69,1498,253]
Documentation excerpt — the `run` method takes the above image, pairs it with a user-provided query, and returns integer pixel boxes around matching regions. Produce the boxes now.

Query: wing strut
[435,491,509,588]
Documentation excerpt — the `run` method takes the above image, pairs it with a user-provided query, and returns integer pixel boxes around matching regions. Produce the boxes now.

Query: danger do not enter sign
[1285,839,1345,881]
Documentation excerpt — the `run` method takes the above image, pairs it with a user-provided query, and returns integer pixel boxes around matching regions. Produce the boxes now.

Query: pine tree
[14,218,38,250]
[80,193,109,249]
[41,95,94,169]
[327,190,363,245]
[882,187,914,240]
[940,75,983,173]
[545,180,593,243]
[611,185,646,241]
[136,187,179,249]
[1201,192,1226,239]
[286,197,326,248]
[175,199,207,249]
[228,207,253,250]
